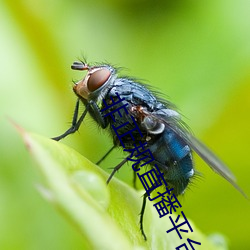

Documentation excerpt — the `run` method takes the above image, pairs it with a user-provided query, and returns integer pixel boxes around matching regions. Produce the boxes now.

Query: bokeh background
[0,0,250,249]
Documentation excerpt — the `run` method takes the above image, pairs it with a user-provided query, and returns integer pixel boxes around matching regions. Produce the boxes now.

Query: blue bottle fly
[52,60,246,239]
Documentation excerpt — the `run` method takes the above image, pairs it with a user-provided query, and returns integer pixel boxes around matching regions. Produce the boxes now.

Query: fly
[52,60,247,239]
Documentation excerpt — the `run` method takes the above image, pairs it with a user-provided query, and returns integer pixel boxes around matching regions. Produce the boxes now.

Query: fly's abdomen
[149,128,194,195]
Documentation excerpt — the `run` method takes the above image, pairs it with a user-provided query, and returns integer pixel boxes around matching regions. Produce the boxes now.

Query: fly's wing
[178,129,248,197]
[150,109,247,198]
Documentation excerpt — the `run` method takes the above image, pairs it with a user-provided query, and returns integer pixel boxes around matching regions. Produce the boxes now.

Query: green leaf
[19,128,227,250]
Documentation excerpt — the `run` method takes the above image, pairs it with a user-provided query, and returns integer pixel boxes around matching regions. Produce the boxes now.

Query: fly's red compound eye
[87,68,111,92]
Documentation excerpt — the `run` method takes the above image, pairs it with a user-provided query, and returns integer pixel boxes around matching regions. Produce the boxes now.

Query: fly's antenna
[71,61,89,71]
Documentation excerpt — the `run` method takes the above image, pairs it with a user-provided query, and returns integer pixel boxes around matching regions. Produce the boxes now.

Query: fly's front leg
[89,100,107,129]
[52,99,89,141]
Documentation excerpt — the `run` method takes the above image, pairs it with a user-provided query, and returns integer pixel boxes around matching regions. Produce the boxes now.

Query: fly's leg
[140,192,149,240]
[140,177,163,240]
[132,164,140,189]
[89,100,106,128]
[52,99,89,141]
[96,145,116,165]
[107,157,128,184]
[133,171,137,188]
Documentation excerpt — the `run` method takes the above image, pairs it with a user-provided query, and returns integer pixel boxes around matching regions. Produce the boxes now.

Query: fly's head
[72,61,116,101]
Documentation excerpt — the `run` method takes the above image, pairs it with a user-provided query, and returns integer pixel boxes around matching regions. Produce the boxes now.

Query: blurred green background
[0,0,250,249]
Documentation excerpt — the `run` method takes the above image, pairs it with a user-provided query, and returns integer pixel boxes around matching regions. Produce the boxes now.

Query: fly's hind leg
[140,192,149,240]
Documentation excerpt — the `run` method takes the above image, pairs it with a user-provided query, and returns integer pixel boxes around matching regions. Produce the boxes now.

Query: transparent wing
[147,109,247,198]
